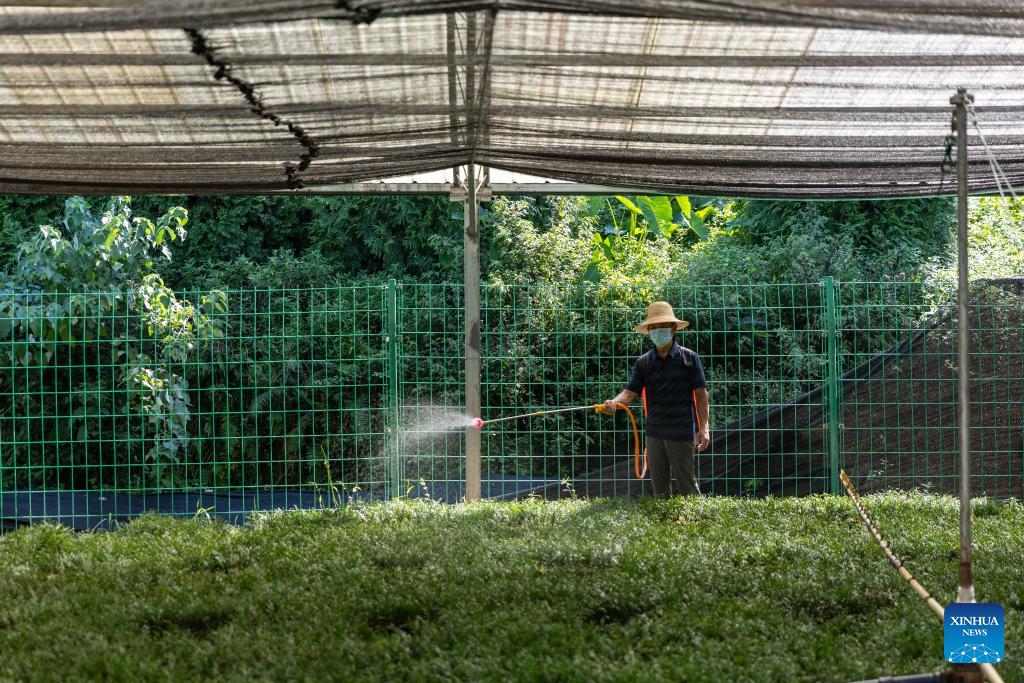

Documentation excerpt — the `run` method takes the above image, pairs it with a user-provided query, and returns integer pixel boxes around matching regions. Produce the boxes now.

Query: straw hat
[635,301,689,334]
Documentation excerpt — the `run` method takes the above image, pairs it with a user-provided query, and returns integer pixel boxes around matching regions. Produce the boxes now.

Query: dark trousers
[647,437,700,497]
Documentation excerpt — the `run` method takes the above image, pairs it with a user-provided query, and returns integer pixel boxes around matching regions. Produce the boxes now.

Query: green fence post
[386,279,401,500]
[823,277,841,495]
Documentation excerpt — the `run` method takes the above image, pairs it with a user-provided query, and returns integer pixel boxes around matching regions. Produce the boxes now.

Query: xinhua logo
[945,603,1004,664]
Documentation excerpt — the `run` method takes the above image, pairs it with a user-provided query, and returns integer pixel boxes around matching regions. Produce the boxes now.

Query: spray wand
[469,403,646,478]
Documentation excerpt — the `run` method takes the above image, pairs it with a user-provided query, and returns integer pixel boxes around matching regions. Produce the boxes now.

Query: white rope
[968,104,1020,203]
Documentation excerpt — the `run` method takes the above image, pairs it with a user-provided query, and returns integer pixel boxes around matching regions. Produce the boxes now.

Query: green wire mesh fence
[1,279,1021,528]
[395,282,831,499]
[0,285,391,526]
[837,279,1024,498]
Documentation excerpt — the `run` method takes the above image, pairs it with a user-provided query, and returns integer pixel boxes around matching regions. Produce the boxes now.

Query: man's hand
[696,426,710,452]
[603,390,634,414]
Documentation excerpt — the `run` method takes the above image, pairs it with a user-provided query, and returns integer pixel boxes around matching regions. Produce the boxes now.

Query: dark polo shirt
[626,342,706,442]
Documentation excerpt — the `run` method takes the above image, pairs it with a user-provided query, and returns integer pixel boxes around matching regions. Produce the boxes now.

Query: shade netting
[0,1,1021,196]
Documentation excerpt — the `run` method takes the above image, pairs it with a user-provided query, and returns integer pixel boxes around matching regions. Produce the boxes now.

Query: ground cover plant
[0,494,1020,682]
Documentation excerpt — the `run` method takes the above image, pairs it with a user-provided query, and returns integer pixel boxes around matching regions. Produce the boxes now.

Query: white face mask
[649,328,674,347]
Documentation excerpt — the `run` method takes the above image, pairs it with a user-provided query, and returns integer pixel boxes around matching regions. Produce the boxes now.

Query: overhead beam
[280,181,641,195]
[4,103,1023,119]
[263,179,1022,198]
[6,52,1024,68]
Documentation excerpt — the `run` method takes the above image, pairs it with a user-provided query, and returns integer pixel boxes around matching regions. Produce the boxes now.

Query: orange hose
[619,403,645,479]
[595,402,645,479]
[641,390,650,479]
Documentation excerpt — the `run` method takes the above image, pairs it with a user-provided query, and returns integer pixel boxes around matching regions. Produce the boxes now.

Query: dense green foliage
[0,198,224,488]
[0,195,466,288]
[0,192,967,288]
[0,495,1021,682]
[725,197,956,280]
[926,196,1024,286]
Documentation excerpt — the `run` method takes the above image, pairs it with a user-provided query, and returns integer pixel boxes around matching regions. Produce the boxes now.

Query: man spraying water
[604,301,710,497]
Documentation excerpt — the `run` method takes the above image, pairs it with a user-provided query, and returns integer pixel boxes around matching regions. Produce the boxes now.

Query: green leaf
[581,261,602,283]
[649,196,673,226]
[599,238,615,262]
[586,196,607,217]
[104,228,119,249]
[614,196,641,214]
[675,196,692,219]
[688,212,709,240]
[637,197,662,237]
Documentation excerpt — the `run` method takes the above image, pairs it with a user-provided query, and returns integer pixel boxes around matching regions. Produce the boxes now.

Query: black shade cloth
[0,2,1019,196]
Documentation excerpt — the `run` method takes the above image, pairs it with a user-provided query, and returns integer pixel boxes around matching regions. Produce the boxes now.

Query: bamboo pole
[464,163,481,502]
[951,87,975,605]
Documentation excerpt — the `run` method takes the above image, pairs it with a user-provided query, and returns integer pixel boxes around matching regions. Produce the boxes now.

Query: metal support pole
[824,276,841,495]
[464,163,482,501]
[951,87,975,603]
[386,278,401,500]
